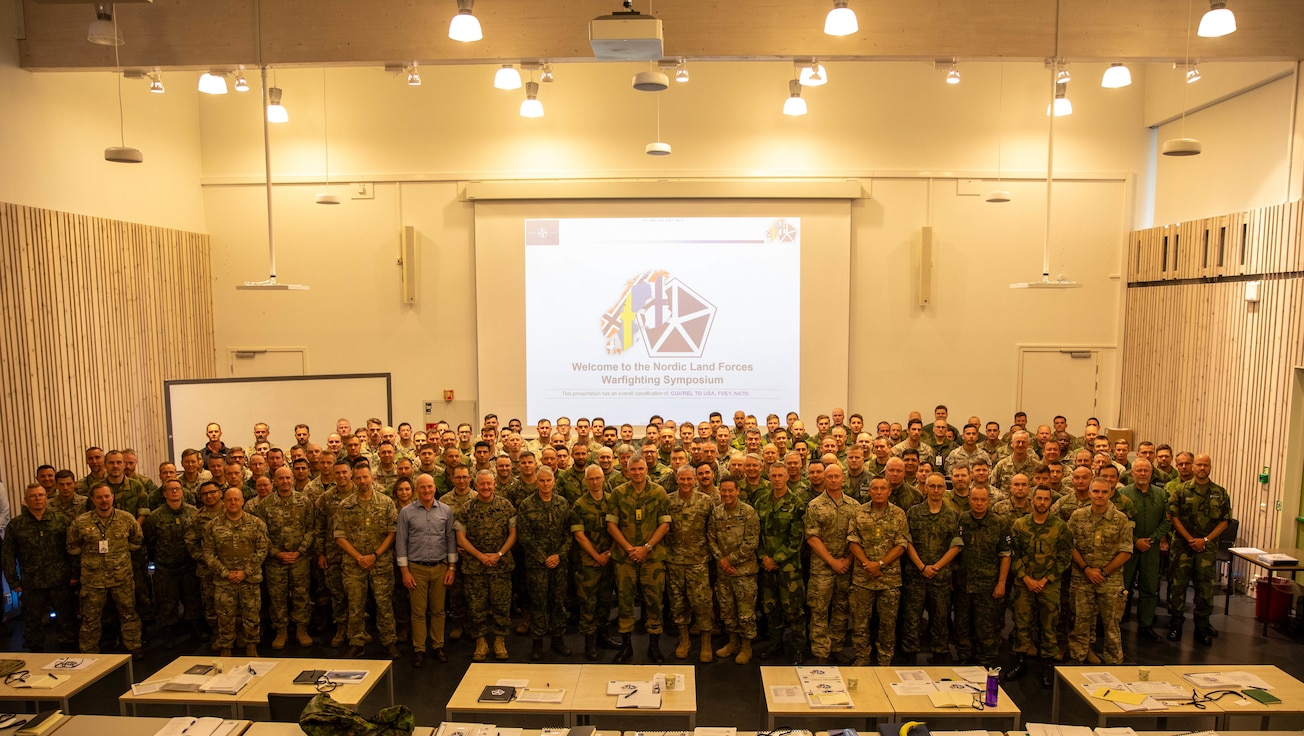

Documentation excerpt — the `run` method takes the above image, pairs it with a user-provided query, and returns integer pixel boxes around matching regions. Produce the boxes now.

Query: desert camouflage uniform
[251,491,315,631]
[67,509,143,652]
[945,446,992,476]
[203,512,270,648]
[848,502,910,665]
[335,492,399,646]
[666,490,715,633]
[1068,504,1133,663]
[708,501,760,639]
[993,455,1040,491]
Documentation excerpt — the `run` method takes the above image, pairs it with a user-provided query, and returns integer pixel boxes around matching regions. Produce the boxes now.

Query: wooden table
[445,664,584,726]
[874,666,1021,730]
[1050,665,1221,728]
[0,653,133,715]
[51,714,252,736]
[758,665,894,729]
[1169,664,1304,730]
[571,664,697,728]
[246,725,433,736]
[1228,548,1304,635]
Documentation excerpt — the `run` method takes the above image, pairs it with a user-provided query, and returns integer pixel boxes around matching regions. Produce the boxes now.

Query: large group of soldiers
[1,407,1233,685]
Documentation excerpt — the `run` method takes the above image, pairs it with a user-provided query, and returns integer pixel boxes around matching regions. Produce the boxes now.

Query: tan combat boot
[715,633,740,658]
[699,633,714,663]
[735,638,752,665]
[272,628,288,650]
[245,644,259,657]
[330,628,348,648]
[493,636,510,660]
[472,637,489,661]
[674,626,691,659]
[296,624,313,647]
[219,648,232,657]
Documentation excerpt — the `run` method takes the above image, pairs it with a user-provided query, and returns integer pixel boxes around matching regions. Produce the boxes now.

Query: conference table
[874,666,1022,730]
[570,664,698,728]
[43,714,252,736]
[1171,664,1304,729]
[1052,664,1226,727]
[759,665,894,729]
[1227,547,1304,636]
[445,664,584,726]
[0,652,133,715]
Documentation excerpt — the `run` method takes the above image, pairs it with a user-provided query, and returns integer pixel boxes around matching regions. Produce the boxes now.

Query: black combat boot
[584,634,598,661]
[647,633,665,663]
[613,633,634,663]
[1004,654,1027,681]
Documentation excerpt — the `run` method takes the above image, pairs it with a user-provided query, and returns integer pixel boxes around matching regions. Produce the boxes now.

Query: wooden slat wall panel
[0,202,215,512]
[1121,199,1304,587]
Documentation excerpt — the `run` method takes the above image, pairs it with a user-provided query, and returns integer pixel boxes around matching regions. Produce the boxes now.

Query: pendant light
[103,12,141,163]
[316,69,340,205]
[1163,0,1204,156]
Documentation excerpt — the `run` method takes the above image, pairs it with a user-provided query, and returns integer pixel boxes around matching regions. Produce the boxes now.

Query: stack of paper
[199,668,253,695]
[435,723,496,736]
[160,674,210,692]
[1182,671,1273,690]
[797,666,851,708]
[1027,724,1094,736]
[154,717,242,736]
[516,688,565,704]
[614,682,662,709]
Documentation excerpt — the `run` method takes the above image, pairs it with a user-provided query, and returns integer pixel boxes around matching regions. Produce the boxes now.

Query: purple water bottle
[984,668,1000,707]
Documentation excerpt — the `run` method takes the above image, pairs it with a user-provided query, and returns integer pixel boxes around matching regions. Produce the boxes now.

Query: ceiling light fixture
[799,60,827,87]
[88,3,123,46]
[1185,65,1201,83]
[1101,63,1132,88]
[198,71,228,95]
[675,60,689,83]
[1198,1,1236,37]
[234,68,249,92]
[633,69,669,92]
[494,65,522,90]
[1055,67,1071,84]
[646,91,670,155]
[783,79,807,116]
[407,64,422,86]
[148,71,164,94]
[449,0,483,42]
[540,63,554,83]
[316,69,340,205]
[520,81,543,118]
[103,12,141,164]
[1164,0,1203,156]
[1046,81,1072,116]
[824,0,858,36]
[266,86,288,123]
[239,66,308,291]
[946,67,960,85]
[987,63,1010,203]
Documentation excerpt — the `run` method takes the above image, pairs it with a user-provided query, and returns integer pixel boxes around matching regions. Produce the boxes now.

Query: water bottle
[984,668,1000,707]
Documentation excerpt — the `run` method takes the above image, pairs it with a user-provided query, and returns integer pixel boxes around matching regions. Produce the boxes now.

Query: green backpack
[299,692,416,736]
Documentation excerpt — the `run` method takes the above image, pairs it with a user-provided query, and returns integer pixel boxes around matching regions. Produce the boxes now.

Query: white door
[227,348,307,377]
[1017,348,1100,428]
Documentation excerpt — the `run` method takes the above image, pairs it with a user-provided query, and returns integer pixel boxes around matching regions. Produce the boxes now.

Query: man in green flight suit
[1119,458,1171,640]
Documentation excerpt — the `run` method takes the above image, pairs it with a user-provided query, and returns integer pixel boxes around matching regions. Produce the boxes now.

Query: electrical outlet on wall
[352,182,374,199]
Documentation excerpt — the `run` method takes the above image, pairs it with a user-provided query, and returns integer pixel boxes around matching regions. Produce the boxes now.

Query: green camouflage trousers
[806,570,851,658]
[265,556,313,629]
[1011,580,1061,658]
[1168,546,1216,627]
[575,563,616,634]
[667,562,713,632]
[1070,579,1125,663]
[760,567,807,652]
[901,575,951,654]
[80,582,142,653]
[465,572,513,638]
[715,573,758,639]
[323,549,348,625]
[152,564,201,628]
[850,586,901,665]
[953,585,1003,665]
[526,564,568,638]
[615,561,666,634]
[21,586,76,648]
[342,558,397,646]
[198,573,218,630]
[213,579,261,648]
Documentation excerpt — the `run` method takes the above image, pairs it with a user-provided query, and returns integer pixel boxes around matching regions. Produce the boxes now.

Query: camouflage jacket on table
[957,511,1012,593]
[3,508,72,589]
[905,501,962,578]
[708,502,760,576]
[315,485,354,557]
[66,508,143,587]
[1010,513,1072,585]
[47,493,87,522]
[993,455,1040,491]
[888,483,923,513]
[1068,503,1134,570]
[605,481,671,564]
[251,491,316,556]
[569,491,614,566]
[143,501,199,569]
[1119,484,1172,542]
[333,492,398,557]
[203,513,270,582]
[843,472,872,503]
[454,495,516,575]
[848,502,910,590]
[665,490,714,564]
[186,506,224,577]
[803,491,861,573]
[945,446,993,476]
[754,488,806,572]
[517,493,573,567]
[1168,480,1232,540]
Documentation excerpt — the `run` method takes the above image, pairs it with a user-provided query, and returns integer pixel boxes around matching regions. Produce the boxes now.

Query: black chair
[1216,517,1241,613]
[267,692,315,723]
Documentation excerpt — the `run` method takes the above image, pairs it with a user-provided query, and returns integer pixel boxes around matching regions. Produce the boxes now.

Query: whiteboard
[165,374,392,462]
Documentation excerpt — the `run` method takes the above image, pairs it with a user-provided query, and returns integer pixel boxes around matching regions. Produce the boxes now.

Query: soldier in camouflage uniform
[885,458,923,512]
[942,465,972,514]
[665,465,715,662]
[1167,453,1231,645]
[3,484,77,651]
[372,442,401,496]
[606,457,672,663]
[1067,477,1133,664]
[317,461,355,647]
[48,470,87,522]
[848,476,911,666]
[1119,459,1171,639]
[252,466,316,650]
[456,470,517,661]
[177,449,209,506]
[142,480,200,647]
[439,464,476,640]
[954,486,1011,666]
[755,463,807,664]
[805,464,861,664]
[570,464,620,660]
[993,431,1040,491]
[186,481,225,644]
[902,473,962,661]
[203,487,270,656]
[993,474,1034,518]
[1006,486,1072,686]
[335,463,401,659]
[708,476,760,664]
[517,468,573,659]
[67,482,144,657]
[843,447,871,502]
[945,424,992,477]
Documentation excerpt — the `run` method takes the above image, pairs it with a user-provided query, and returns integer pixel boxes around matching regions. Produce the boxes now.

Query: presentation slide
[524,216,800,424]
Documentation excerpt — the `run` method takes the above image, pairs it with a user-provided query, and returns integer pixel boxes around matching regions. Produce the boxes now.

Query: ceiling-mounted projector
[590,2,663,60]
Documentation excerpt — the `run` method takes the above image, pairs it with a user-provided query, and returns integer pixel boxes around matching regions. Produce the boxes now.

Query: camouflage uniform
[1068,504,1133,663]
[334,492,399,646]
[1009,512,1071,659]
[556,467,585,502]
[439,489,476,631]
[1119,483,1172,628]
[992,498,1034,520]
[892,441,935,464]
[1051,492,1091,522]
[3,508,76,648]
[373,467,400,497]
[67,509,144,652]
[738,479,773,507]
[666,491,715,633]
[251,491,316,632]
[954,510,1012,666]
[848,502,910,665]
[804,491,861,658]
[945,447,992,477]
[316,485,353,630]
[843,472,871,503]
[456,494,517,638]
[517,492,572,638]
[142,501,201,630]
[96,477,152,619]
[48,493,87,521]
[708,501,760,640]
[186,505,223,633]
[177,475,207,506]
[569,491,616,635]
[993,455,1040,491]
[606,481,672,634]
[942,489,971,515]
[203,513,270,648]
[1167,480,1232,632]
[755,488,807,654]
[888,483,923,513]
[902,501,962,655]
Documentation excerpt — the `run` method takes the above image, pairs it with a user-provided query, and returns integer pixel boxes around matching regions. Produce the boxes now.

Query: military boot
[1003,654,1027,681]
[584,634,599,660]
[1040,659,1055,688]
[472,637,489,662]
[647,633,665,664]
[551,636,571,657]
[530,638,545,661]
[219,648,232,657]
[715,633,740,658]
[296,624,313,647]
[330,627,348,648]
[735,639,753,665]
[272,628,288,650]
[700,632,714,663]
[493,636,509,660]
[613,633,634,663]
[245,644,259,657]
[674,626,691,659]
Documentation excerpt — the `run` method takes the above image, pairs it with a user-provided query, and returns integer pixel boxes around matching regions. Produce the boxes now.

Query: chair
[267,692,316,723]
[1216,517,1241,612]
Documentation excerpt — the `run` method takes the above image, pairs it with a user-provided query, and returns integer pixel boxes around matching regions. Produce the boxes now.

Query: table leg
[388,668,395,706]
[1011,713,1021,730]
[1051,672,1061,722]
[120,699,128,716]
[1263,572,1274,637]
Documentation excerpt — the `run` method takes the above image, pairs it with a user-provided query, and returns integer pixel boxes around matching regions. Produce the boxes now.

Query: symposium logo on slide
[601,270,717,358]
